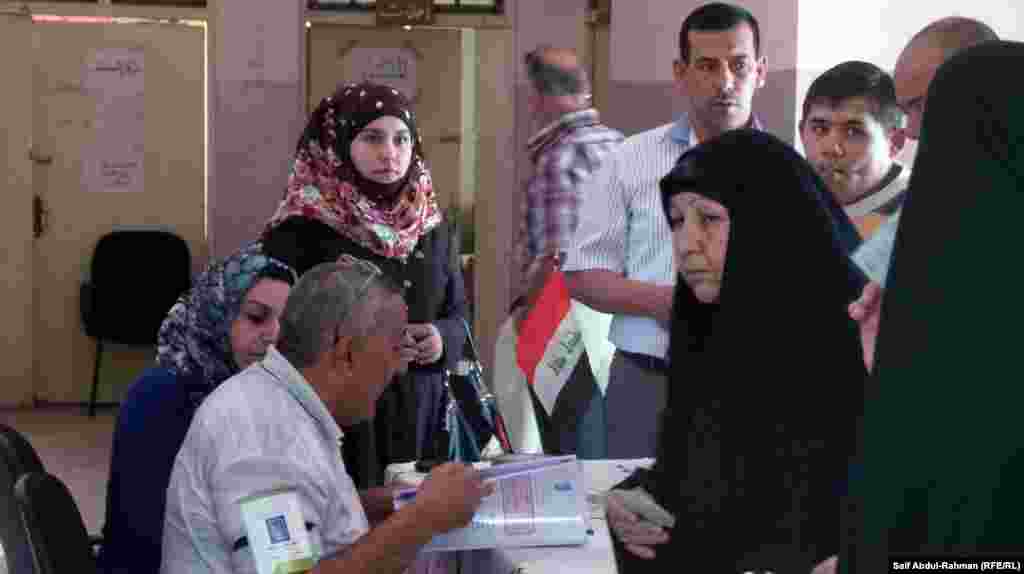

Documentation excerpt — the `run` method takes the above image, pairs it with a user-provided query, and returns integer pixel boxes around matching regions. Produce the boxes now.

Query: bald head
[895,17,999,139]
[524,46,590,97]
[909,17,999,60]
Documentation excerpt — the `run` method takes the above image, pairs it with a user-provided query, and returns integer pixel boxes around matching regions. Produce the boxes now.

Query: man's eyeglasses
[330,254,385,347]
[335,254,382,298]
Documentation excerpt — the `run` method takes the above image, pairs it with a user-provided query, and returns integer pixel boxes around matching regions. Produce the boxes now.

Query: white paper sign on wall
[82,48,145,193]
[346,47,418,102]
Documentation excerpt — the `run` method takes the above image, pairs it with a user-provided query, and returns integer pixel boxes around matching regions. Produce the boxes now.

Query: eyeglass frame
[329,254,392,347]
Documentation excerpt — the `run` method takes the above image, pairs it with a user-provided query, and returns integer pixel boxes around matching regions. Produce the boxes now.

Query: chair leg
[88,339,103,417]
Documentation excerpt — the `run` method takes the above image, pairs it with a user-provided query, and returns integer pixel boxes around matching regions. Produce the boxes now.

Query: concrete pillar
[208,0,306,258]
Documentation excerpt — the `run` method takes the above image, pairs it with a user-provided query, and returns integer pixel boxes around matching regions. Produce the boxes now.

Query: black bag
[443,318,512,462]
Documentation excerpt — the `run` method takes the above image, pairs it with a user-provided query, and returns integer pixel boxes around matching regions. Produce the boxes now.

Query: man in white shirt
[162,259,490,574]
[563,2,767,458]
[800,60,909,241]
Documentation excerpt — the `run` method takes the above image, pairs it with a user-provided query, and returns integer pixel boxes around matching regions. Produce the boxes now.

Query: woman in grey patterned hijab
[156,241,296,390]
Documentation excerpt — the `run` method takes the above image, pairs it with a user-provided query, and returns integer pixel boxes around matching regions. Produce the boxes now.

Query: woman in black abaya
[852,41,1024,571]
[610,129,867,573]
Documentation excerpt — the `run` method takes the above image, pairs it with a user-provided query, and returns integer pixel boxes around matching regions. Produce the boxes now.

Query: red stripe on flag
[516,270,572,387]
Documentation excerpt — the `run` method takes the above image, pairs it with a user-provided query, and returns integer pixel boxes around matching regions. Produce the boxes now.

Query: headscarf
[156,241,296,390]
[638,129,867,572]
[855,41,1024,567]
[264,82,442,261]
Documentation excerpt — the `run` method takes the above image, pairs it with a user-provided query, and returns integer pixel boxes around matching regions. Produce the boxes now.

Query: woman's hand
[606,488,673,560]
[404,323,443,365]
[848,282,883,373]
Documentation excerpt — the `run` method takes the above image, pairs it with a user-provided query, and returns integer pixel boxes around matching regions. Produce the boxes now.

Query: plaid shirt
[516,109,623,282]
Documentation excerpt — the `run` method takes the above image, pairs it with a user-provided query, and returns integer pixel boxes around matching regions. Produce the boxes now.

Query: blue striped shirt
[562,116,696,358]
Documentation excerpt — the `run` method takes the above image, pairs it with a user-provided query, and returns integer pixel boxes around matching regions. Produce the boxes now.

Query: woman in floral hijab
[262,82,468,489]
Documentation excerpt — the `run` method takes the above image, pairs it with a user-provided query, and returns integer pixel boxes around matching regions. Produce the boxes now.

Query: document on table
[395,456,588,551]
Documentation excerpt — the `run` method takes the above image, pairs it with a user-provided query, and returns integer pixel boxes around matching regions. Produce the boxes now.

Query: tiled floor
[1,406,118,536]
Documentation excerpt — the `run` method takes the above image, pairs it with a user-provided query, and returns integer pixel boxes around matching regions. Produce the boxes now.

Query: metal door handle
[28,147,53,165]
[33,195,50,239]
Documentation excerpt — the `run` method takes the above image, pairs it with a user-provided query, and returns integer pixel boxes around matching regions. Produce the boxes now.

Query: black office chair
[0,424,103,561]
[15,472,99,574]
[81,229,192,416]
[1,457,40,574]
[0,424,45,480]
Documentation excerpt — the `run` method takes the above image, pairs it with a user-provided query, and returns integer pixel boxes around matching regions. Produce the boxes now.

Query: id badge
[239,488,316,574]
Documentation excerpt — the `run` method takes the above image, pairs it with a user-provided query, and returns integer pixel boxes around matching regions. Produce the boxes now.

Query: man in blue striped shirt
[563,2,767,458]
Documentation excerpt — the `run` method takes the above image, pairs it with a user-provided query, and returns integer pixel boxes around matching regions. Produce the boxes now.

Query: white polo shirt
[161,347,369,574]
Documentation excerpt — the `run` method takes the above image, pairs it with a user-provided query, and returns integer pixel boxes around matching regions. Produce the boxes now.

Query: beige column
[208,0,306,258]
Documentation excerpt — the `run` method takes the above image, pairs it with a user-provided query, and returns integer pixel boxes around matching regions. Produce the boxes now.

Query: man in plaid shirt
[514,46,624,307]
[506,46,622,459]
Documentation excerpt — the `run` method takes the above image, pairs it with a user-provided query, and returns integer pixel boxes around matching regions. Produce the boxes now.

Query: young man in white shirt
[800,60,909,241]
[850,17,999,370]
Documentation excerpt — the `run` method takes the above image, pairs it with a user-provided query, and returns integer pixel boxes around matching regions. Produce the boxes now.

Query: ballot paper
[852,211,901,288]
[395,456,588,551]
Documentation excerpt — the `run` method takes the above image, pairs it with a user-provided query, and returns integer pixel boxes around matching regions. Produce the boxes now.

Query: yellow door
[307,25,471,213]
[32,19,206,404]
[0,11,36,407]
[586,10,611,112]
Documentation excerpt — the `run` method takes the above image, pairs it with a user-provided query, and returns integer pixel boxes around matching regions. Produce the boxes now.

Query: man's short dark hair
[802,61,904,131]
[524,46,587,97]
[678,2,761,63]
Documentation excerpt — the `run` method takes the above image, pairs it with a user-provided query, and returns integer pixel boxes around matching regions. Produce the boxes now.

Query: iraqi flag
[493,269,614,457]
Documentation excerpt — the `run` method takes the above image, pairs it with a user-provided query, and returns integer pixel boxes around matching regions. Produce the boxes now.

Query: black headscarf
[853,41,1024,569]
[622,129,867,573]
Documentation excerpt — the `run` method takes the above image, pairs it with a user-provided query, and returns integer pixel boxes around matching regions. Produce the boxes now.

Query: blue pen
[394,489,418,502]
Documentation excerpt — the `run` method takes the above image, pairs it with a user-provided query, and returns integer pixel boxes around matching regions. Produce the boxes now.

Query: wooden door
[0,11,36,407]
[586,13,610,112]
[32,19,206,403]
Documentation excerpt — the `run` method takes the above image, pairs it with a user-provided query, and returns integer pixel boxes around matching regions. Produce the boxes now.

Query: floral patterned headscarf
[156,241,296,389]
[264,82,442,261]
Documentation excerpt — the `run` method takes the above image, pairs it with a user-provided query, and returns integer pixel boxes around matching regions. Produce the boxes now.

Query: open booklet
[394,455,589,551]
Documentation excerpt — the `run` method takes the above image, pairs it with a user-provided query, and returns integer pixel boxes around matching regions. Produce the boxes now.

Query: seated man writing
[161,256,491,574]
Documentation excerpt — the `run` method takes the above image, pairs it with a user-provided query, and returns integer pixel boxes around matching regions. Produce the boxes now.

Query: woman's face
[667,192,731,303]
[349,115,414,185]
[229,278,291,370]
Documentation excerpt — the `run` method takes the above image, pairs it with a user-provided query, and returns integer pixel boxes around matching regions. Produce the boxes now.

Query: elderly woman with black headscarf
[607,129,868,573]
